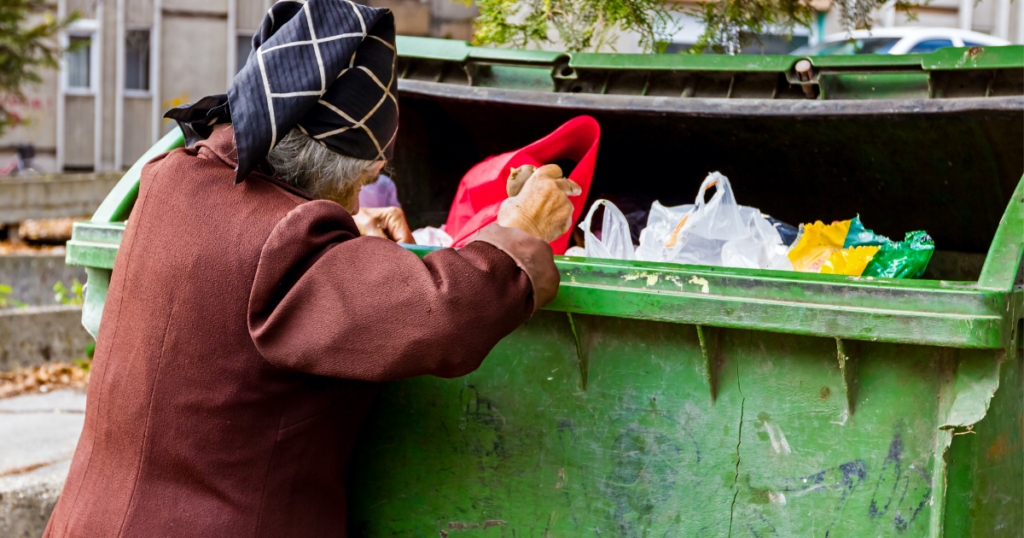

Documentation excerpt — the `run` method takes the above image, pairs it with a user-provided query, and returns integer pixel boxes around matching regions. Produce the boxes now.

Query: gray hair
[266,128,379,201]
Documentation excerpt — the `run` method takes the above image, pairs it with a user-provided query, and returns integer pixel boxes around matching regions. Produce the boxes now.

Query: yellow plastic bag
[787,220,852,272]
[788,220,878,276]
[820,246,880,276]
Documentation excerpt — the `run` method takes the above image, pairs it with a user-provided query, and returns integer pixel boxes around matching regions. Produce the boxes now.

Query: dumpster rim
[397,80,1024,117]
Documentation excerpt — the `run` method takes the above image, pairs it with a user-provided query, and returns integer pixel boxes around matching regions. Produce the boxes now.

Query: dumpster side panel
[730,339,955,537]
[943,347,1024,537]
[347,315,976,537]
[348,312,741,536]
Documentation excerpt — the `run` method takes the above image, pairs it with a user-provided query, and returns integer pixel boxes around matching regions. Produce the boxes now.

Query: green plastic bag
[844,215,888,248]
[841,216,935,279]
[862,231,935,279]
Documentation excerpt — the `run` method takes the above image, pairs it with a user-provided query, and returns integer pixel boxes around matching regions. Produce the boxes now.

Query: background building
[1,0,1021,174]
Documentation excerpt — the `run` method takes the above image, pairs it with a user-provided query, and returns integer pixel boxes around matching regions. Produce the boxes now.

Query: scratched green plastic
[346,313,1023,536]
[979,176,1024,290]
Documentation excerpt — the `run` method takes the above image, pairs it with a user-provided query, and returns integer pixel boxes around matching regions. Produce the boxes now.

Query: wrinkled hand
[497,164,581,243]
[353,206,416,244]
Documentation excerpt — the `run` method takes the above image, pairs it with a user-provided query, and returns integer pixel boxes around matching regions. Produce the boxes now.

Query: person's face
[336,160,387,214]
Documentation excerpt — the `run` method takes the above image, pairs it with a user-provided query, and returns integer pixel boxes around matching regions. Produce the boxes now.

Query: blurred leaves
[472,0,681,53]
[689,0,925,54]
[689,0,816,54]
[470,0,927,54]
[74,356,92,372]
[54,279,84,305]
[0,0,79,137]
[0,283,26,308]
[0,361,90,398]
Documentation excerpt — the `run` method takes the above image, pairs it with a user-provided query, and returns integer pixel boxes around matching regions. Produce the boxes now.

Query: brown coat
[44,127,558,538]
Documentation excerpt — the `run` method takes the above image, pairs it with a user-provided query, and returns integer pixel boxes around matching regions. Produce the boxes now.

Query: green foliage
[0,284,25,308]
[54,279,84,305]
[0,0,79,137]
[470,0,927,54]
[689,0,815,54]
[74,342,95,370]
[688,0,922,54]
[833,0,922,34]
[472,0,680,53]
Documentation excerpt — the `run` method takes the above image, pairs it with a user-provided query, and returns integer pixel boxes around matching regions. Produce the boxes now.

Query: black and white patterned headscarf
[165,0,397,183]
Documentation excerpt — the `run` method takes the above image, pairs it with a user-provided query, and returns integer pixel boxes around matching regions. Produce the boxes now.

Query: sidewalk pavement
[0,390,85,538]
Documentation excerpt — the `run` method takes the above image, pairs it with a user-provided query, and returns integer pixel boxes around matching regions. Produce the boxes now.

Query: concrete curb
[0,255,87,308]
[0,306,92,371]
[0,173,121,225]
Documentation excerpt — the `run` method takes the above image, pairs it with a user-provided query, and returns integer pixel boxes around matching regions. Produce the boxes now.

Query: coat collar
[196,126,241,170]
[196,126,313,201]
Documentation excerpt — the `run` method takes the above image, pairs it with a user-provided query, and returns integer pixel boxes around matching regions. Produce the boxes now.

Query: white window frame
[124,25,153,98]
[62,19,99,96]
[236,29,257,74]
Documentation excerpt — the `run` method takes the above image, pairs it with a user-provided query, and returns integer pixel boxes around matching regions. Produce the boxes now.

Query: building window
[237,33,254,74]
[126,29,151,92]
[64,19,98,94]
[67,35,92,89]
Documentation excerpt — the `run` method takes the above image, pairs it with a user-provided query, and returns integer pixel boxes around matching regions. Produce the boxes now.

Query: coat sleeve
[248,200,559,381]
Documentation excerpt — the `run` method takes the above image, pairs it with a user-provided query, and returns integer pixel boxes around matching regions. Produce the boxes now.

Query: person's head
[267,128,385,213]
[164,0,397,186]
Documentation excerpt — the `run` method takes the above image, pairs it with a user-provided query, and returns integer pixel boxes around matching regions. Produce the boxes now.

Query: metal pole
[227,0,237,87]
[56,0,66,172]
[958,0,973,31]
[1016,0,1024,44]
[151,0,162,144]
[995,0,1011,39]
[115,0,125,170]
[93,0,104,171]
[882,2,896,28]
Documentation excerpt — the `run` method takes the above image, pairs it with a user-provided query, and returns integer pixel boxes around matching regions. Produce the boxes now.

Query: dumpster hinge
[697,325,723,403]
[835,338,859,417]
[566,313,588,390]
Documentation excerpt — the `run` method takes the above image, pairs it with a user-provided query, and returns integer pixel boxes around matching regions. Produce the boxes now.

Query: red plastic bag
[444,116,601,254]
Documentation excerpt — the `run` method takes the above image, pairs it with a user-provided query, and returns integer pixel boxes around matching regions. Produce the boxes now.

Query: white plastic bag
[635,172,793,270]
[578,200,635,261]
[412,226,453,247]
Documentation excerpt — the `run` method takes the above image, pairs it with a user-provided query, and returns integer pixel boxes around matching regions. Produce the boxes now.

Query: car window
[963,41,986,47]
[792,37,901,56]
[907,39,955,53]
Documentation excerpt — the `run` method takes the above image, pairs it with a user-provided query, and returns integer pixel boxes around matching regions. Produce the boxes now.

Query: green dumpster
[67,39,1024,537]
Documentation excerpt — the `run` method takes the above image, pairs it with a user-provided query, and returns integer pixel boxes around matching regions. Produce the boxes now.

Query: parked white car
[791,27,1011,55]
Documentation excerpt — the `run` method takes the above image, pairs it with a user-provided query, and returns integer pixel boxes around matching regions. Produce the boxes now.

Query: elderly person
[43,2,576,537]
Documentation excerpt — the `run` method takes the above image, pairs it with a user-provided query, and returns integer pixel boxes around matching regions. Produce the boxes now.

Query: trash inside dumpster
[425,160,932,277]
[785,215,935,277]
[66,38,1024,536]
[444,116,600,254]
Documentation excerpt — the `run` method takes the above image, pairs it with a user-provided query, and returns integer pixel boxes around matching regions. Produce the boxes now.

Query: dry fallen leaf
[0,240,66,255]
[0,361,90,399]
[18,218,86,242]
